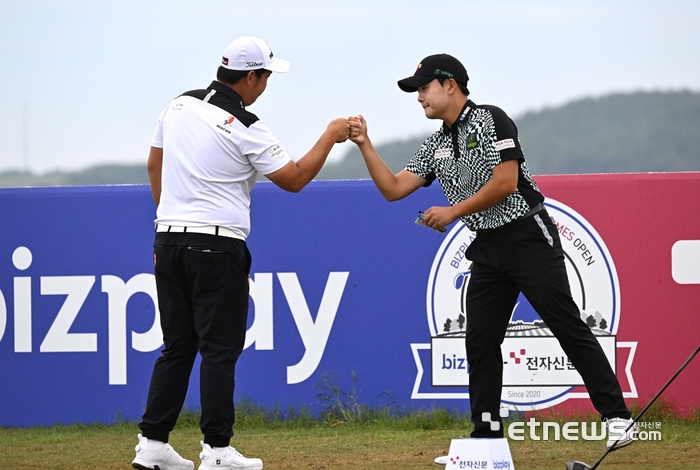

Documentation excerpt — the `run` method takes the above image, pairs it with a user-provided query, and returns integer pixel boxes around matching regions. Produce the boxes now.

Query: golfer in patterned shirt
[348,53,636,465]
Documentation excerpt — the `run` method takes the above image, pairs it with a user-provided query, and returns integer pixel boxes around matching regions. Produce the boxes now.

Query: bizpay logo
[0,246,349,387]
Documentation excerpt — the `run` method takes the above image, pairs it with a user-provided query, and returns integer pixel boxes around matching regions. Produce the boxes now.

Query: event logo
[411,199,638,410]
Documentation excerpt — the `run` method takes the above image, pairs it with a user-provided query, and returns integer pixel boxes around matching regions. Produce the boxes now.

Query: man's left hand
[423,206,457,228]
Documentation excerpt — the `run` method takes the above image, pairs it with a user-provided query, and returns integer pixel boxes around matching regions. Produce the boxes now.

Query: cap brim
[265,58,290,73]
[397,75,434,92]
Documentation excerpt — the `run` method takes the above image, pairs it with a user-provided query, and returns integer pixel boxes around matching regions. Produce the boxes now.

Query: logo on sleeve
[267,144,286,159]
[494,138,516,152]
[434,148,452,160]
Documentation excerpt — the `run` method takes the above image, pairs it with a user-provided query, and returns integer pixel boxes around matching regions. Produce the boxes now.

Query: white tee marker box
[446,437,515,470]
[672,240,700,284]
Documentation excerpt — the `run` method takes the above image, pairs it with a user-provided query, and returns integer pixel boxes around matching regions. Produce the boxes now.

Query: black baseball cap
[397,54,469,92]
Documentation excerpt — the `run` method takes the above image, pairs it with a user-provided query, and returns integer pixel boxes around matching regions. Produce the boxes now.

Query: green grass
[1,401,699,469]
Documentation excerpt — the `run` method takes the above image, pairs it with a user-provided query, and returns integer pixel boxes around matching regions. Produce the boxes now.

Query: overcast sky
[1,0,699,173]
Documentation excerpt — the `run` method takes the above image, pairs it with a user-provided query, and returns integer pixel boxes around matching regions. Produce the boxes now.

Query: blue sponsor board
[0,181,461,426]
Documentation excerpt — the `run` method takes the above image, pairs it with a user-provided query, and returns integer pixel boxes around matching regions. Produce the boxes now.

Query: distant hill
[515,90,700,175]
[0,164,148,188]
[317,90,700,179]
[1,90,698,188]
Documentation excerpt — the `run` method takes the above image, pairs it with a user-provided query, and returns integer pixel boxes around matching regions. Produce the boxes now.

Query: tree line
[1,90,698,188]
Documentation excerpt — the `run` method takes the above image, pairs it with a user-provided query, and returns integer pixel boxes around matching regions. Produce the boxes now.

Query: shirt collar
[209,81,246,109]
[442,99,476,134]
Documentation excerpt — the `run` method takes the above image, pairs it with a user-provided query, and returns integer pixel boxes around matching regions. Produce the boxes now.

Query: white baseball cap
[221,36,290,73]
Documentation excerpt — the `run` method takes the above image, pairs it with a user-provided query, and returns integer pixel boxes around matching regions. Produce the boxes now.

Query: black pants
[464,209,630,438]
[139,232,251,447]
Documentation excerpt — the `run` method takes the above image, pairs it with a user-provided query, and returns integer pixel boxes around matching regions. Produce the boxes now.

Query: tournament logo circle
[426,199,620,410]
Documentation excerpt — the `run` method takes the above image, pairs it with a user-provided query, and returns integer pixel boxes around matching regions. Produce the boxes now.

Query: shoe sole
[199,466,262,470]
[132,463,159,470]
[133,460,193,470]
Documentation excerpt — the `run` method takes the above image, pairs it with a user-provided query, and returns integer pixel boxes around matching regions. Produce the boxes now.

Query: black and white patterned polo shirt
[405,100,544,231]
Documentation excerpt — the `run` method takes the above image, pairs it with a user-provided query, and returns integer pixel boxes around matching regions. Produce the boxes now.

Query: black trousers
[139,232,251,447]
[464,209,630,438]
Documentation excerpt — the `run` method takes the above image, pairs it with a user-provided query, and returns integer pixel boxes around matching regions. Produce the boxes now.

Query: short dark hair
[217,66,267,85]
[437,77,469,97]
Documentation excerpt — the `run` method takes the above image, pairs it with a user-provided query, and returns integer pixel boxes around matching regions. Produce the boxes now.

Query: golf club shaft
[590,344,700,470]
[632,344,700,422]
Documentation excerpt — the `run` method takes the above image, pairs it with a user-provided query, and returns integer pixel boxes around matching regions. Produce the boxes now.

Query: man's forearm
[452,159,519,218]
[146,146,163,206]
[450,179,514,219]
[357,138,404,201]
[148,170,161,206]
[265,122,349,193]
[293,132,336,187]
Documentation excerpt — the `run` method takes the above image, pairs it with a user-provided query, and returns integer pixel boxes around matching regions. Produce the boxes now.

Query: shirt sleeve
[484,105,525,163]
[150,104,169,148]
[404,135,438,186]
[240,120,292,175]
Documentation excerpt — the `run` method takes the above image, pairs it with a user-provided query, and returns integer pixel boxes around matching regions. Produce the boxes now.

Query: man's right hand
[327,118,350,143]
[349,115,367,146]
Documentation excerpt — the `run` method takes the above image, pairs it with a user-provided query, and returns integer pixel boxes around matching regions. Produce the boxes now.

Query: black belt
[155,224,245,240]
[476,203,545,234]
[516,202,545,221]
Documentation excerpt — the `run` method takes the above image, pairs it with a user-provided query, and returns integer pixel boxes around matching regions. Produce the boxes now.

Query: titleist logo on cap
[219,36,290,73]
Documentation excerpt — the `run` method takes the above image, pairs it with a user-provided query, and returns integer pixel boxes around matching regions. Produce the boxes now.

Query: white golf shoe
[198,442,263,470]
[132,433,194,470]
[433,455,449,465]
[606,417,638,450]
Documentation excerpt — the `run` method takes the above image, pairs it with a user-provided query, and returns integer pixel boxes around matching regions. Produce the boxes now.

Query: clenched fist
[348,115,367,146]
[327,118,350,143]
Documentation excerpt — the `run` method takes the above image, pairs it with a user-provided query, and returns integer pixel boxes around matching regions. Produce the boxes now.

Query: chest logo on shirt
[494,138,516,152]
[467,132,478,150]
[433,148,452,160]
[215,116,235,136]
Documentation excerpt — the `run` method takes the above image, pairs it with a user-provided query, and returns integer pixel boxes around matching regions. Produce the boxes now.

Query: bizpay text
[0,246,348,386]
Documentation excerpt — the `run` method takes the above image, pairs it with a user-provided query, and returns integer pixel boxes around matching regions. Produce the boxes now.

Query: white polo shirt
[151,81,291,239]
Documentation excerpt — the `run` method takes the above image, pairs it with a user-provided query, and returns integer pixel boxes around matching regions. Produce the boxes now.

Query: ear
[446,78,458,95]
[246,70,258,84]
